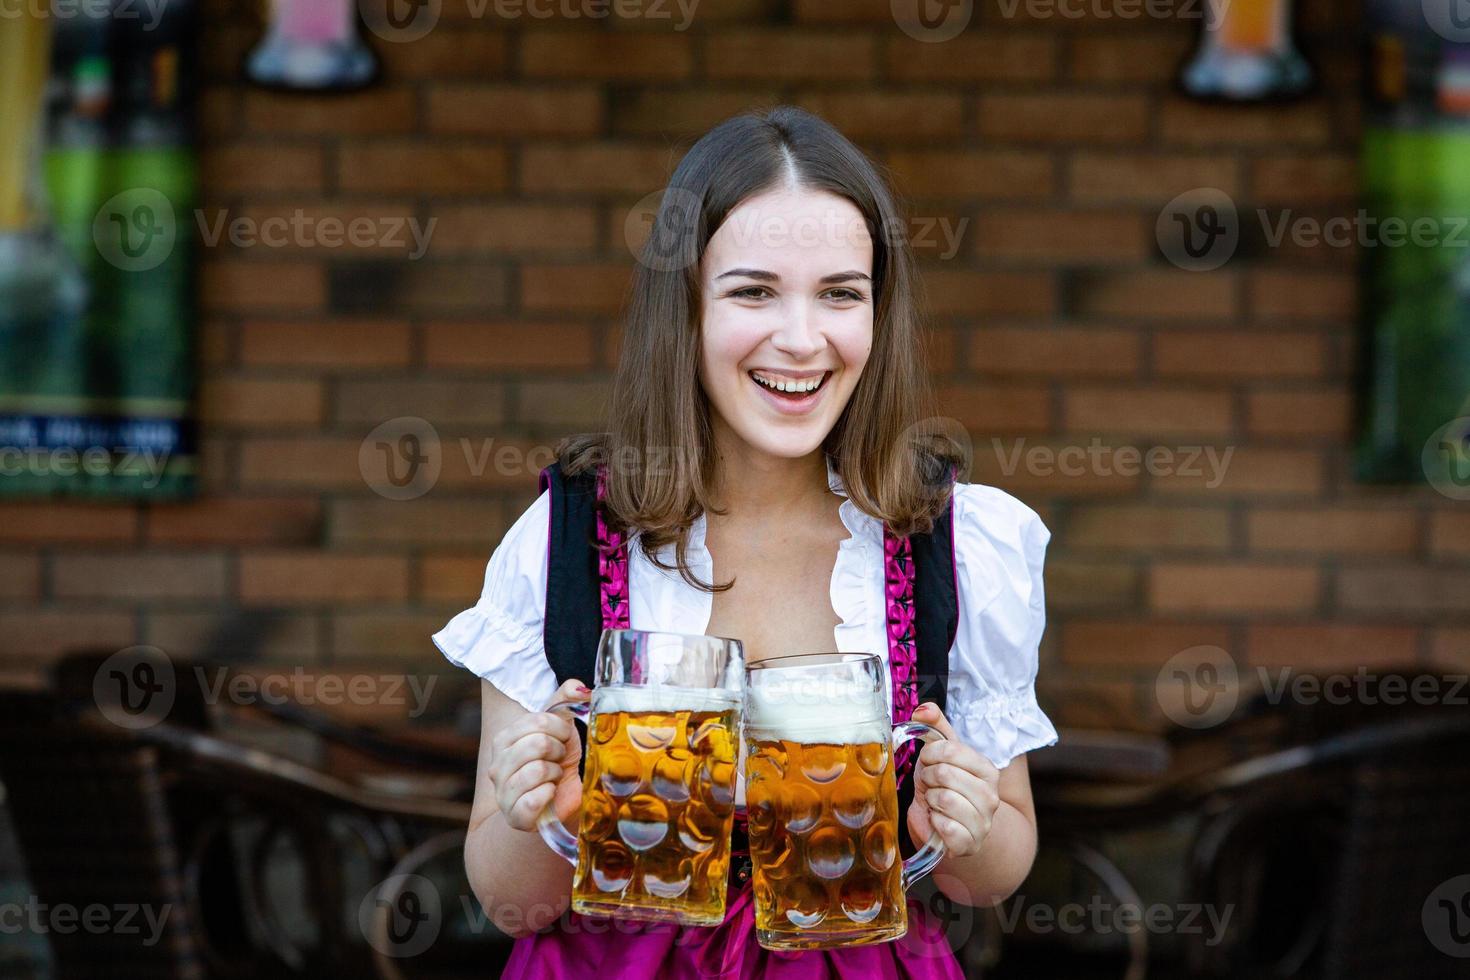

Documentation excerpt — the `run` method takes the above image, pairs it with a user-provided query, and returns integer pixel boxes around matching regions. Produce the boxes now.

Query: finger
[917,738,999,786]
[507,781,556,831]
[925,786,985,832]
[916,762,992,806]
[911,702,957,741]
[546,677,592,709]
[492,711,576,754]
[492,730,569,782]
[930,811,982,856]
[497,759,563,803]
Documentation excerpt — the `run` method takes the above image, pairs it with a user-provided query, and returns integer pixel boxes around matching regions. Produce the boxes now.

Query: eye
[729,285,771,300]
[824,287,867,303]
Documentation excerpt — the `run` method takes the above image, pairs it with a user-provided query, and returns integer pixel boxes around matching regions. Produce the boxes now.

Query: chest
[701,511,849,666]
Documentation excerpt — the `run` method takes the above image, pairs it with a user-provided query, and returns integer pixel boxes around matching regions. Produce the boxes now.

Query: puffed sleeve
[945,482,1059,769]
[431,489,559,713]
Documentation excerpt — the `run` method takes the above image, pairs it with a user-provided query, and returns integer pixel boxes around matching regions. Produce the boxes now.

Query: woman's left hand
[905,701,1001,859]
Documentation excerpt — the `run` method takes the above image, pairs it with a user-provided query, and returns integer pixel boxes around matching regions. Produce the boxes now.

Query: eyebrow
[715,268,872,284]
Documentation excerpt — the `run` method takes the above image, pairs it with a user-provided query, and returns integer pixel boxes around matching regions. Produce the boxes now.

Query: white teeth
[753,372,823,394]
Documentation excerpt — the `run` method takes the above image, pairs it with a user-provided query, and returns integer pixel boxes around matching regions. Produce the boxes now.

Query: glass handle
[892,720,947,891]
[534,700,590,867]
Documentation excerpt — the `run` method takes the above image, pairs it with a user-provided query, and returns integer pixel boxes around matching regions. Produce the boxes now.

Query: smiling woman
[439,105,1057,979]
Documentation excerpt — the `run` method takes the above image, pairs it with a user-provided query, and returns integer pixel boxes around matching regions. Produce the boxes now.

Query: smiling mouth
[749,370,832,400]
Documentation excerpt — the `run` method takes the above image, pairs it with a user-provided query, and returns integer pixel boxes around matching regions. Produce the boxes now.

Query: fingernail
[576,684,591,694]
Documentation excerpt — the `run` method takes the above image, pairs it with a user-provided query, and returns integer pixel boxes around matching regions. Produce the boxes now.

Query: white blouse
[433,460,1058,769]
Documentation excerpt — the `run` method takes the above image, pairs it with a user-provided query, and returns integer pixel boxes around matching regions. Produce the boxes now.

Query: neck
[708,423,830,521]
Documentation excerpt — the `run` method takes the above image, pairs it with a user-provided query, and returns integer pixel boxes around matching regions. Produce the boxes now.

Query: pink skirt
[502,882,966,979]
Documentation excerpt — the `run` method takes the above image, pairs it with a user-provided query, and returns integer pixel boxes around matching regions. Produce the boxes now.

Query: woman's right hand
[489,678,590,832]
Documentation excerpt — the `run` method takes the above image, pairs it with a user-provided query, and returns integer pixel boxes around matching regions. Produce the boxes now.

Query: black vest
[537,460,958,856]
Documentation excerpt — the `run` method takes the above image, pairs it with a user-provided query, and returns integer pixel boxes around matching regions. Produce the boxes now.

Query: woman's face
[698,186,874,463]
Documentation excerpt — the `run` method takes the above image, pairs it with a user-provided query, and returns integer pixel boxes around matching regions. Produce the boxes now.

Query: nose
[770,300,826,361]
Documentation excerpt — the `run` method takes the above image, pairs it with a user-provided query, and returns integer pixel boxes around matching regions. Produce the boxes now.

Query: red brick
[1247,624,1421,670]
[337,143,511,195]
[1159,97,1334,147]
[514,380,612,429]
[706,31,876,82]
[200,261,326,314]
[53,554,229,600]
[520,145,675,195]
[521,264,634,314]
[331,611,454,660]
[611,89,785,138]
[1249,270,1357,320]
[1153,448,1324,498]
[1061,505,1232,552]
[1069,35,1191,83]
[334,380,507,427]
[198,378,326,428]
[1063,388,1234,438]
[793,91,966,140]
[0,503,138,544]
[1046,560,1142,611]
[421,554,491,603]
[1430,511,1470,559]
[522,31,692,79]
[925,270,1056,317]
[144,611,321,662]
[1337,567,1470,616]
[887,150,1055,201]
[885,34,1056,82]
[1061,620,1233,667]
[201,145,324,194]
[976,209,1148,263]
[1069,153,1241,205]
[791,0,893,22]
[970,326,1140,378]
[424,322,597,370]
[0,554,40,600]
[1251,155,1358,205]
[239,553,410,604]
[1155,331,1327,380]
[1151,563,1321,614]
[146,497,321,546]
[1071,269,1237,320]
[1430,628,1470,670]
[427,85,602,136]
[239,439,363,489]
[935,384,1052,434]
[239,321,413,370]
[373,30,510,78]
[979,94,1150,144]
[245,87,417,135]
[328,499,507,547]
[0,611,135,661]
[1248,509,1421,555]
[1246,390,1352,439]
[431,204,598,253]
[970,438,1144,497]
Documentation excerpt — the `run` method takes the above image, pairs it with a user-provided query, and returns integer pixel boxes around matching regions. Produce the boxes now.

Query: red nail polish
[576,684,591,694]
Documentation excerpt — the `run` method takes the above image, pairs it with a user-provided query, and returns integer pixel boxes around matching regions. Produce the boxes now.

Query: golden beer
[746,733,907,948]
[568,688,740,925]
[742,652,946,950]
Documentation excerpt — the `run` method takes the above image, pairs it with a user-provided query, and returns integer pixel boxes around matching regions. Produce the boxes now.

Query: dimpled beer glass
[539,629,743,926]
[743,653,947,950]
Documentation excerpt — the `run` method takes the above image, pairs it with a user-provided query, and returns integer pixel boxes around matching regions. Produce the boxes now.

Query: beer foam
[743,675,889,744]
[592,684,739,716]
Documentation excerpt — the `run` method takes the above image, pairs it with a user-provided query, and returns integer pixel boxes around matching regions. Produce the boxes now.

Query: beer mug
[538,629,744,926]
[743,652,946,950]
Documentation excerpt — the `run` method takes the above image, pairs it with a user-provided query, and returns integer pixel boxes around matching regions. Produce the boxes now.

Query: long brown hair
[559,105,957,591]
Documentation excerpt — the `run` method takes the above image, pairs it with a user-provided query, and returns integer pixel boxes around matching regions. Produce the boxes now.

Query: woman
[433,105,1057,977]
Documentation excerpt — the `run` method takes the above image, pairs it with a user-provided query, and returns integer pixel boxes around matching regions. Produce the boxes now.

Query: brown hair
[559,105,958,591]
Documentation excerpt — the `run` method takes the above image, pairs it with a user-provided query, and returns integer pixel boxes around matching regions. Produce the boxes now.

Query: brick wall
[3,0,1466,731]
